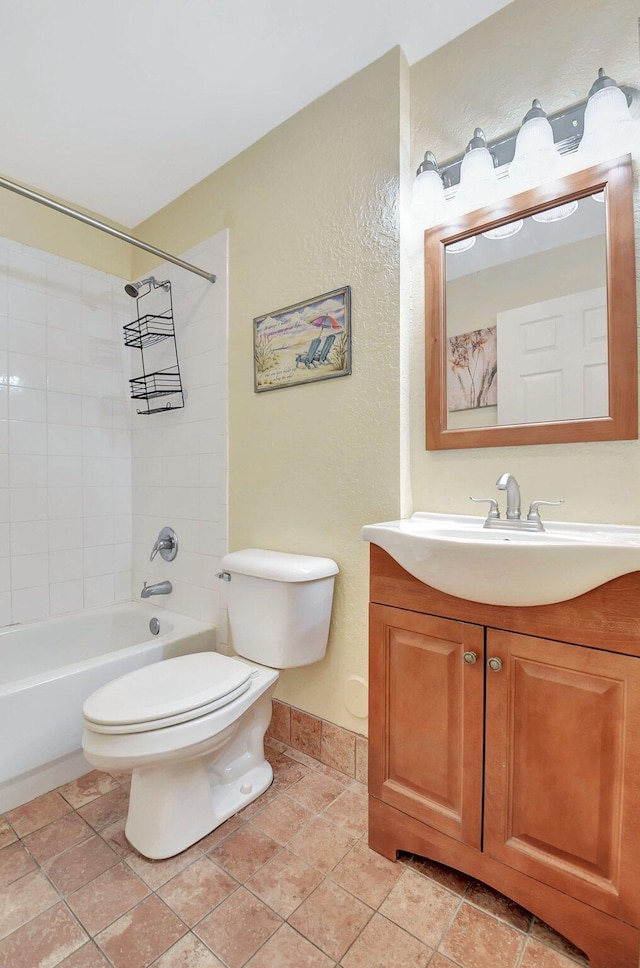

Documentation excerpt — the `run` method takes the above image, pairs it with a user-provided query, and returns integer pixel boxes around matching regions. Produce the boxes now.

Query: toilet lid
[82,652,252,729]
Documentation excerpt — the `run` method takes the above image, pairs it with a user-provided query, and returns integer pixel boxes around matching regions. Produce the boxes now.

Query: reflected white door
[497,287,607,424]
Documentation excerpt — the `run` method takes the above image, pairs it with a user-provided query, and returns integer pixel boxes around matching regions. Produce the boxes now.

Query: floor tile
[246,847,323,918]
[22,812,93,864]
[6,790,71,837]
[58,770,119,809]
[250,792,314,845]
[287,770,345,812]
[0,841,37,887]
[67,861,150,934]
[379,868,460,948]
[465,879,532,932]
[157,856,238,927]
[289,878,373,961]
[330,840,402,908]
[402,853,472,896]
[245,923,334,967]
[99,817,133,858]
[529,919,588,965]
[519,937,588,968]
[95,894,187,968]
[195,886,281,968]
[209,823,280,882]
[0,818,17,849]
[322,788,368,838]
[44,834,119,895]
[288,815,356,874]
[77,786,129,832]
[0,868,60,939]
[0,743,590,968]
[270,753,312,792]
[439,902,525,968]
[0,900,88,968]
[340,912,433,967]
[125,844,201,890]
[197,813,244,851]
[152,933,225,966]
[58,942,110,966]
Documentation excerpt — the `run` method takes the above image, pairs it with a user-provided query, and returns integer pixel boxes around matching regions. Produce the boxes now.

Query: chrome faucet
[496,473,521,520]
[470,473,564,531]
[141,580,172,598]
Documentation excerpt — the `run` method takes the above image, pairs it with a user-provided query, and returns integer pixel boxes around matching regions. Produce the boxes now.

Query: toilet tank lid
[221,548,338,582]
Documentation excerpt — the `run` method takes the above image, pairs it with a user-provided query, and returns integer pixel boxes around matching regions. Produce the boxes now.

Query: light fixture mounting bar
[437,85,638,189]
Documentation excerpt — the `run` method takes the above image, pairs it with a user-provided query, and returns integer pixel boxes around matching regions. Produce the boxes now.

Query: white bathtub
[0,603,216,812]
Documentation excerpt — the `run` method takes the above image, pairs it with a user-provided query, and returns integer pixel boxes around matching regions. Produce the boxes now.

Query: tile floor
[0,741,590,968]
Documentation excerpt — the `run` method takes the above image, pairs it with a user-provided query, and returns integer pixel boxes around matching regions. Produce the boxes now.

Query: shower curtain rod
[0,175,217,284]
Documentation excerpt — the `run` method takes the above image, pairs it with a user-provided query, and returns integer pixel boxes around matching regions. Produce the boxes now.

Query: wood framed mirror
[425,154,637,450]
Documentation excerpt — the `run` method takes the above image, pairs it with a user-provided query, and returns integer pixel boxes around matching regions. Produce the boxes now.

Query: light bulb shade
[532,200,579,223]
[456,130,499,214]
[411,168,447,228]
[483,219,524,240]
[509,103,561,190]
[447,236,476,254]
[579,76,638,162]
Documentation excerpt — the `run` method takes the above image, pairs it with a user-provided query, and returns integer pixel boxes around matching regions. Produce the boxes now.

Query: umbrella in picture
[310,314,343,334]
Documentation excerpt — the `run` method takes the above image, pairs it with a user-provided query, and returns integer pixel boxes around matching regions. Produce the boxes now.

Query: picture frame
[253,286,351,392]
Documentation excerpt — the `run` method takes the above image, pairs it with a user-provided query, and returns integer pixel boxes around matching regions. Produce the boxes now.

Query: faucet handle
[470,496,500,519]
[526,499,565,523]
[149,526,178,562]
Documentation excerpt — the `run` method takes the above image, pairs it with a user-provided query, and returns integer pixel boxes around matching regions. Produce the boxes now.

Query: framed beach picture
[253,286,351,392]
[447,325,497,412]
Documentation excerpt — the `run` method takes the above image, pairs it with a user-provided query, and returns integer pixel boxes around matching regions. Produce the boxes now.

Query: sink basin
[361,512,640,607]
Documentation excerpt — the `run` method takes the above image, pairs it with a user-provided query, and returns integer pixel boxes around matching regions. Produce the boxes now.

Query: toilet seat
[82,652,253,735]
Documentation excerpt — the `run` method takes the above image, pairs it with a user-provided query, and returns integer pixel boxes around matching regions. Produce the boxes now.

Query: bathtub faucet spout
[141,580,172,599]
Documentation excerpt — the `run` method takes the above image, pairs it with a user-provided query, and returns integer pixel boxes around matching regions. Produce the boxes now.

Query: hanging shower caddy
[123,278,184,415]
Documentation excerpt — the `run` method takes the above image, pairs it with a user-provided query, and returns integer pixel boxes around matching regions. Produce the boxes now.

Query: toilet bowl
[82,548,338,859]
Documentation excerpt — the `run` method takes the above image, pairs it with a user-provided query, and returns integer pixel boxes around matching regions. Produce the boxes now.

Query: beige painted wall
[134,49,407,732]
[0,181,133,278]
[409,0,640,524]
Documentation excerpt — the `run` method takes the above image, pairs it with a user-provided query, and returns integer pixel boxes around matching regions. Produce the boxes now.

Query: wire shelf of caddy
[123,277,185,415]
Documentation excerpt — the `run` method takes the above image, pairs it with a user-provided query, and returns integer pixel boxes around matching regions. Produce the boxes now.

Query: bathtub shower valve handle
[150,527,178,562]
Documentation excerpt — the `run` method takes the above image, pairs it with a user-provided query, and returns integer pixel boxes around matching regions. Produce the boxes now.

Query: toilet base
[120,681,277,859]
[126,757,273,859]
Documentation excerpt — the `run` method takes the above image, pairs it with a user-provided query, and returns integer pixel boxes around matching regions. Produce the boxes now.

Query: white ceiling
[0,0,514,227]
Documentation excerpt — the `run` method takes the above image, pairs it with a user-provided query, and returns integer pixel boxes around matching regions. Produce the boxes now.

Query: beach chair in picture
[311,333,336,366]
[295,337,322,368]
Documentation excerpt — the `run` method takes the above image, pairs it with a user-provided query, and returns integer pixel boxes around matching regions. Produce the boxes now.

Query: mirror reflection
[445,195,607,430]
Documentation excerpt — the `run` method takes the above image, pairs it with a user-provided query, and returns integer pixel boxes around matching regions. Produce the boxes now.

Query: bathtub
[0,602,216,813]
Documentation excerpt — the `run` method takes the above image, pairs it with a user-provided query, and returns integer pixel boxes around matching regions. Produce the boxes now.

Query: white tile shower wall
[131,233,228,635]
[0,236,132,627]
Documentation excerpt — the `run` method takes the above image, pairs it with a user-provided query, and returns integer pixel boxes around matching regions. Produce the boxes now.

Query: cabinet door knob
[463,651,478,665]
[487,657,503,672]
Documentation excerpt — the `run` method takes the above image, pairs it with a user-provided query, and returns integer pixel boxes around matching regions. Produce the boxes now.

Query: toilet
[82,548,338,859]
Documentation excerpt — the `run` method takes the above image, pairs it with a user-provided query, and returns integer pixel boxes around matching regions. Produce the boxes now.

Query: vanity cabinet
[368,544,640,968]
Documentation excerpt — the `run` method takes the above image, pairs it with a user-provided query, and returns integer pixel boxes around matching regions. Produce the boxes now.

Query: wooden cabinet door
[369,604,484,847]
[484,629,640,923]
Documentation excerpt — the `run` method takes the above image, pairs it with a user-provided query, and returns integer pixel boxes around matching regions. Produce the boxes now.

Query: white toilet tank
[220,548,338,668]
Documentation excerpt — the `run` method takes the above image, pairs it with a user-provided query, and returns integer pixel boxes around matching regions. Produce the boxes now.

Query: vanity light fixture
[508,100,561,191]
[579,68,639,163]
[456,129,500,216]
[412,67,639,230]
[411,151,447,228]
